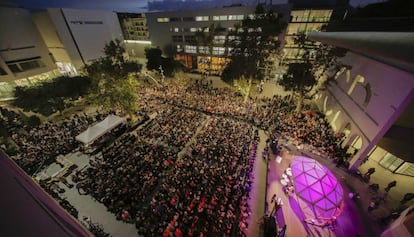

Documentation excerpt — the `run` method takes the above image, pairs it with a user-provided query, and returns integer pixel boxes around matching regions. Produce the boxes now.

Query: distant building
[146,4,290,74]
[117,12,151,59]
[0,7,58,99]
[309,31,414,176]
[282,0,349,63]
[33,8,124,71]
[282,8,333,62]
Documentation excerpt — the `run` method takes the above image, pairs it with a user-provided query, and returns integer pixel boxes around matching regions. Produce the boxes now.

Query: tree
[279,62,316,113]
[12,75,92,116]
[84,39,141,116]
[279,33,347,113]
[222,4,286,102]
[279,33,317,113]
[145,47,184,77]
[145,47,163,71]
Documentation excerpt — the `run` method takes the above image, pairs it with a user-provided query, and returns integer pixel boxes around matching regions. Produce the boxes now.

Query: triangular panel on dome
[291,156,344,225]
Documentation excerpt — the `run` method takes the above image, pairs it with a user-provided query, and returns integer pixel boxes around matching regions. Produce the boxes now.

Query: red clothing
[174,228,182,237]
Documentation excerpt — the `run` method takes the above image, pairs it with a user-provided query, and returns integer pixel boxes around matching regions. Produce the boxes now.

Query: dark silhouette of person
[400,193,414,204]
[385,180,397,192]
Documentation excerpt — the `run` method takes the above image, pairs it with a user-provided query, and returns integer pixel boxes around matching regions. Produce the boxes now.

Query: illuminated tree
[84,39,141,116]
[222,4,286,102]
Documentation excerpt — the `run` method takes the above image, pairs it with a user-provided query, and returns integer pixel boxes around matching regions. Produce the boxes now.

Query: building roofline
[308,32,414,74]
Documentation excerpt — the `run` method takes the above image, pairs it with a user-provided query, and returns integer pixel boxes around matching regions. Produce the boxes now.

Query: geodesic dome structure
[291,156,344,225]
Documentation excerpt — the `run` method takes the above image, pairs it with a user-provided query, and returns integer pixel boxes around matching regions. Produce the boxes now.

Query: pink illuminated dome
[291,156,344,225]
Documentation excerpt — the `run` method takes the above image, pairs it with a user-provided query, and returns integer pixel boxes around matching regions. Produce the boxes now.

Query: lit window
[228,15,244,20]
[213,47,225,55]
[195,16,209,21]
[198,46,209,54]
[219,15,228,21]
[190,28,198,32]
[184,45,197,53]
[174,27,180,32]
[213,16,220,21]
[177,45,182,52]
[157,17,169,23]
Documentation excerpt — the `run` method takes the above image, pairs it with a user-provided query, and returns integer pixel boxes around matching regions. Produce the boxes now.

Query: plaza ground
[30,75,414,237]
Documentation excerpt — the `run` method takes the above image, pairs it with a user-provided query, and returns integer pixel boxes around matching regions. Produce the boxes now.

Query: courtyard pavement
[32,76,414,237]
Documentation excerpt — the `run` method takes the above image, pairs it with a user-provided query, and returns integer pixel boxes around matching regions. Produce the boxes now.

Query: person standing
[385,180,397,192]
[400,193,414,204]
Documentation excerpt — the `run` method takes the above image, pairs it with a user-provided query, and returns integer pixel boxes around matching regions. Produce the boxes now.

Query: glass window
[212,47,225,56]
[182,17,195,22]
[228,15,243,20]
[395,162,414,177]
[20,60,42,71]
[198,46,209,54]
[172,35,183,43]
[8,64,21,73]
[0,66,7,75]
[170,17,181,22]
[195,16,209,21]
[184,45,197,53]
[213,16,220,21]
[174,27,180,32]
[157,17,169,23]
[176,45,182,52]
[219,15,228,21]
[379,153,404,172]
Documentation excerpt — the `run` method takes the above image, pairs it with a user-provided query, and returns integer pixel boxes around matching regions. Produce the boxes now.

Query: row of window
[177,45,229,55]
[172,35,230,44]
[70,20,103,25]
[157,14,247,23]
[6,59,45,73]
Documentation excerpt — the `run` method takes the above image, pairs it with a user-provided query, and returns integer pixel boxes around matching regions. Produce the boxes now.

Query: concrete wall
[61,8,124,64]
[0,7,56,82]
[32,11,72,64]
[45,8,124,69]
[314,51,414,168]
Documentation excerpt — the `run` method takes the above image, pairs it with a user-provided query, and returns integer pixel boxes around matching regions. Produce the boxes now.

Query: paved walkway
[246,129,269,237]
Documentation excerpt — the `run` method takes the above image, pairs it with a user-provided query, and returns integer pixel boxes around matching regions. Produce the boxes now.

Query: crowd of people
[5,109,108,175]
[1,76,362,236]
[137,106,205,149]
[135,117,255,236]
[75,134,179,222]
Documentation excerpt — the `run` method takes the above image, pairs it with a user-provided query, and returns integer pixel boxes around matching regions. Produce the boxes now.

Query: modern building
[0,7,59,98]
[0,7,125,100]
[309,32,414,177]
[117,12,151,59]
[33,8,125,71]
[146,4,290,74]
[281,0,349,63]
[282,8,333,62]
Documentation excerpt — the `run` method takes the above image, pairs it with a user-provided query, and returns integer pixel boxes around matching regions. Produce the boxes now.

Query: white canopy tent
[75,115,126,145]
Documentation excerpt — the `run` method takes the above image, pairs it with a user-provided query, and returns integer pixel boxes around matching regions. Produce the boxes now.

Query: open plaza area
[1,76,413,237]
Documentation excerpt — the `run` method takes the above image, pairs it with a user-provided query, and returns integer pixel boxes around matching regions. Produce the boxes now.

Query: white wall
[0,7,56,82]
[315,52,414,168]
[61,8,124,64]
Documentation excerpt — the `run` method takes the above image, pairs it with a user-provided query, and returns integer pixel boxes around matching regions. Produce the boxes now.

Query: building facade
[146,5,290,74]
[0,7,59,98]
[34,8,125,70]
[309,32,414,177]
[117,13,151,60]
[282,8,333,62]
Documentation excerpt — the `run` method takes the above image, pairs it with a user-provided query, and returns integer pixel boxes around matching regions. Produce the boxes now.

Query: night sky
[5,0,382,12]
